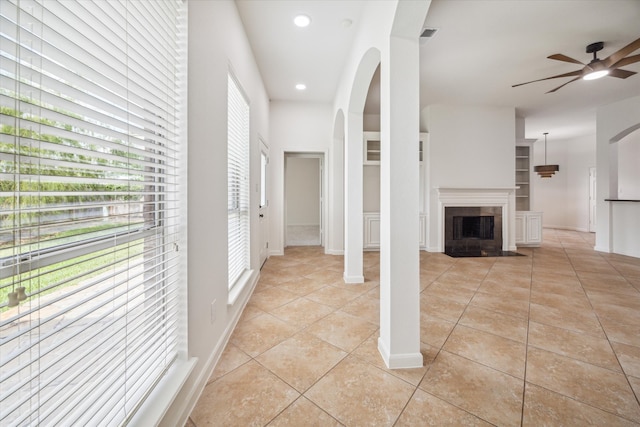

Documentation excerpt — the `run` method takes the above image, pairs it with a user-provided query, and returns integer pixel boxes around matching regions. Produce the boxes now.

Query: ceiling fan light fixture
[512,37,640,92]
[583,69,609,80]
[583,54,609,80]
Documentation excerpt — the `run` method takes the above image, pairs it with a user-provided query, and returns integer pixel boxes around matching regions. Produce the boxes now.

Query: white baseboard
[377,337,423,369]
[325,249,344,255]
[343,273,365,284]
[544,225,590,233]
[613,249,640,258]
[268,249,284,256]
[168,274,259,427]
[594,245,611,253]
[593,245,640,258]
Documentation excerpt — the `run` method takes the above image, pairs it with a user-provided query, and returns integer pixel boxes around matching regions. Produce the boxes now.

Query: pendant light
[534,132,559,178]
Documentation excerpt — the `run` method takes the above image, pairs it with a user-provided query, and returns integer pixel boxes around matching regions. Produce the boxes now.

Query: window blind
[227,73,250,290]
[0,0,185,425]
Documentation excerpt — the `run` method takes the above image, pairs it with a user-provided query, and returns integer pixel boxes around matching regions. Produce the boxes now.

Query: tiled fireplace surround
[445,206,502,255]
[435,187,517,253]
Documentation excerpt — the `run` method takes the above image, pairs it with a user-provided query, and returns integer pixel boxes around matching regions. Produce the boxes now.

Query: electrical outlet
[210,299,217,324]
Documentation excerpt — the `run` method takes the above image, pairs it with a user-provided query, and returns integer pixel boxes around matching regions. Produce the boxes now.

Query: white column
[343,112,364,283]
[377,33,422,369]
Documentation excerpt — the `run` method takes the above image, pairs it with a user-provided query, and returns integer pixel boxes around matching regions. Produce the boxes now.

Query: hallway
[187,229,640,426]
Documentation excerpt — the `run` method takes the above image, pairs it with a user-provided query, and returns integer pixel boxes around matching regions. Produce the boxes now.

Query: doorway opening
[284,153,324,247]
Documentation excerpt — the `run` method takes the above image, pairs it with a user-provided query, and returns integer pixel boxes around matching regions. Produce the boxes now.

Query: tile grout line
[560,231,640,406]
[409,256,502,426]
[520,237,536,427]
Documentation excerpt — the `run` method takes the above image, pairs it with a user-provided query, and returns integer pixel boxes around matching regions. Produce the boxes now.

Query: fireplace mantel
[437,187,519,190]
[433,187,517,252]
[437,187,518,198]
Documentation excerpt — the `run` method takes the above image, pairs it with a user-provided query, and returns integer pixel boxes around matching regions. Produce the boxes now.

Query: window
[227,73,250,290]
[0,1,185,425]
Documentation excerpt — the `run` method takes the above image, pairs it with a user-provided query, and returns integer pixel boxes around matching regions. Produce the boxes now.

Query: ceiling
[235,0,640,141]
[235,0,366,103]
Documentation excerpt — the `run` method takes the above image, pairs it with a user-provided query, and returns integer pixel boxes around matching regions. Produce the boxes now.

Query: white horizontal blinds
[0,0,184,425]
[227,73,250,289]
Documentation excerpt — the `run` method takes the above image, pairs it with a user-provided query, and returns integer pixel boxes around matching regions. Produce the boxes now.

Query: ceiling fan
[513,37,640,93]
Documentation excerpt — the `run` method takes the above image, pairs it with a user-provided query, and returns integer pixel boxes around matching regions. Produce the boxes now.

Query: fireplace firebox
[453,216,494,240]
[445,206,504,256]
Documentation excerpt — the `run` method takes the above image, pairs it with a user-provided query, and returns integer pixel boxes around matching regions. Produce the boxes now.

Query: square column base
[343,273,365,284]
[378,337,423,369]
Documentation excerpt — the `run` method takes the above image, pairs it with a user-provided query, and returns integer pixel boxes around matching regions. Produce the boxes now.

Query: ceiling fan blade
[608,68,637,79]
[512,70,582,88]
[609,53,640,69]
[545,76,581,93]
[604,37,640,68]
[547,54,584,65]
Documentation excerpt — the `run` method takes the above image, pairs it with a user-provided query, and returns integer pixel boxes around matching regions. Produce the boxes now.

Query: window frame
[0,1,188,424]
[227,71,252,297]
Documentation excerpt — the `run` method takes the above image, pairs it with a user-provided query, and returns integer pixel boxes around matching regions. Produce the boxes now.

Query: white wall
[424,105,516,188]
[331,1,396,283]
[270,101,333,254]
[363,165,380,211]
[330,110,345,255]
[332,3,395,112]
[531,134,595,231]
[423,105,516,250]
[363,115,381,213]
[531,137,566,227]
[162,1,270,424]
[364,113,381,131]
[565,136,597,232]
[595,95,640,257]
[285,157,320,226]
[617,131,640,199]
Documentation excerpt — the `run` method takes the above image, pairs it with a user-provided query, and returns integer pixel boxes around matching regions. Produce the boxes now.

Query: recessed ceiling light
[295,83,306,90]
[294,14,311,27]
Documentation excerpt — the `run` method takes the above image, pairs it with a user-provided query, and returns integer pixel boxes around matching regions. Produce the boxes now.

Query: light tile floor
[187,229,640,426]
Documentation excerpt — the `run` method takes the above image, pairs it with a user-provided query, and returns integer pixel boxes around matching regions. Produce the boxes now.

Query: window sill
[129,357,197,426]
[228,269,255,306]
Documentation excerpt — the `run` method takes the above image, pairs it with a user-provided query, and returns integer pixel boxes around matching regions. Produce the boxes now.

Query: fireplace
[432,187,519,255]
[445,206,503,256]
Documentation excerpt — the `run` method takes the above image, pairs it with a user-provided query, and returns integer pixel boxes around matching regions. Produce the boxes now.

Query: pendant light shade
[534,132,559,178]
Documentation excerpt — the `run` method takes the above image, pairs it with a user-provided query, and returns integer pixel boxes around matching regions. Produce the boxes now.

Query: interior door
[259,140,269,267]
[589,167,596,232]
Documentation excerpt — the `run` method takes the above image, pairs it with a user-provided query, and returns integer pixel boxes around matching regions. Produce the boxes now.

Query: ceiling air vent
[420,27,437,38]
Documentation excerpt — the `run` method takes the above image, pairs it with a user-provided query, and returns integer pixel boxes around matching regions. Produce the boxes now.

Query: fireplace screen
[453,216,494,240]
